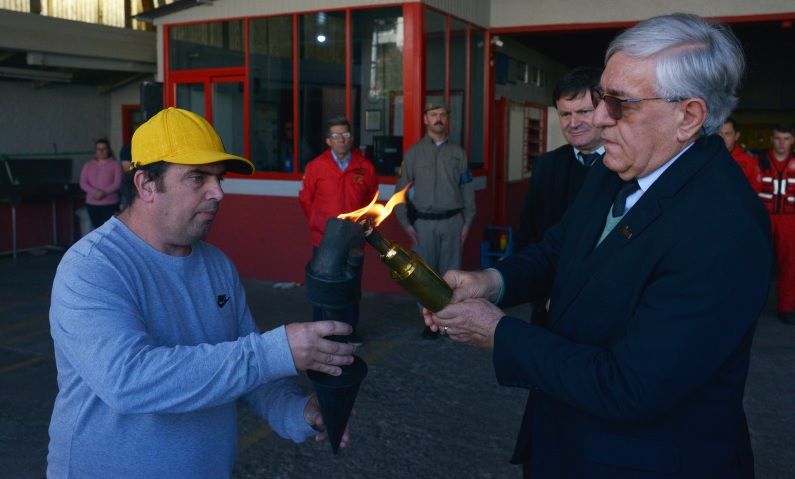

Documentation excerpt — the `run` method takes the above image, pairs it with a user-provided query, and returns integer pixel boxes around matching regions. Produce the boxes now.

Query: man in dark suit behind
[426,13,771,478]
[515,67,604,251]
[515,66,604,326]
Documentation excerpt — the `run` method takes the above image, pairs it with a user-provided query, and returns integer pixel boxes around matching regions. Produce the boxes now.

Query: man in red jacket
[299,117,378,344]
[757,124,795,324]
[719,117,759,189]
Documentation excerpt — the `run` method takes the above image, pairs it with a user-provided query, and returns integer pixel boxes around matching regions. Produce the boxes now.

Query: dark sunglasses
[591,87,683,121]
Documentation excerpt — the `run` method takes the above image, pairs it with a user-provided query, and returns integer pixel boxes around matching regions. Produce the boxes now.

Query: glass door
[211,77,245,158]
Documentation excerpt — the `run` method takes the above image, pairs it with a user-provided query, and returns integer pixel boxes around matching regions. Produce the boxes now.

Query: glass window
[212,81,245,158]
[249,16,294,172]
[424,9,446,101]
[175,82,205,117]
[299,11,346,170]
[351,7,404,176]
[169,21,245,70]
[470,28,486,169]
[449,19,467,147]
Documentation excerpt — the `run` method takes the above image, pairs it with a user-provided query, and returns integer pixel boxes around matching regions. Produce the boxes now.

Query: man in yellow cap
[47,108,355,478]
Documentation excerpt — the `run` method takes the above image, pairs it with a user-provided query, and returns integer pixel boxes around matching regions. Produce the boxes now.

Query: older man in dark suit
[426,13,771,478]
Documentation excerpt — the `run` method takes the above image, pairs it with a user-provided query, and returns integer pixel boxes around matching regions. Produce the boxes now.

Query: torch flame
[337,184,410,226]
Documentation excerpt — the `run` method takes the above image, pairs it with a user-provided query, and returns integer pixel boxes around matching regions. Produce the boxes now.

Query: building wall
[152,0,487,27]
[490,0,795,28]
[108,79,152,152]
[0,80,107,179]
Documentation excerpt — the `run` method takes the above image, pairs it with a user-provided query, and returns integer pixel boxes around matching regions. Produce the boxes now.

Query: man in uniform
[719,117,759,188]
[395,102,476,338]
[514,66,604,327]
[757,124,795,324]
[300,117,378,345]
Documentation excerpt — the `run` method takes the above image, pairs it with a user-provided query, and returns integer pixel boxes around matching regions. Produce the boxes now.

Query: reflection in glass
[176,83,205,118]
[249,16,294,172]
[213,82,244,158]
[169,21,244,70]
[299,11,346,170]
[449,19,467,147]
[424,9,445,100]
[351,7,404,176]
[470,29,485,169]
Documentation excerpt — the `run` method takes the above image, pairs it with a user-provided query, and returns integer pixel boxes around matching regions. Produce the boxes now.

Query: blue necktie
[612,180,640,217]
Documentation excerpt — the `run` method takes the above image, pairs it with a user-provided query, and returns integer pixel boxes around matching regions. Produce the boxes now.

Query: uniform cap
[423,101,449,113]
[131,107,254,175]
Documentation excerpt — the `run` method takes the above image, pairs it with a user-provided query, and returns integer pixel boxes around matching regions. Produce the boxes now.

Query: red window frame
[161,3,490,181]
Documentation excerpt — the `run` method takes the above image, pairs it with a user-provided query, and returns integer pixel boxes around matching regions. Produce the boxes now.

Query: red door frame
[121,104,140,144]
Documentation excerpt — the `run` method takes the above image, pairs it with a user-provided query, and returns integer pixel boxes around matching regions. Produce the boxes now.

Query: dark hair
[552,66,603,104]
[326,116,351,136]
[773,124,795,135]
[119,161,170,210]
[724,117,740,132]
[95,138,114,158]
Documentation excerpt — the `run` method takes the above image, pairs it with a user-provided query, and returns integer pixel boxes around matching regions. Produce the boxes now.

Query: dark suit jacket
[493,135,772,478]
[514,144,590,250]
[514,144,590,326]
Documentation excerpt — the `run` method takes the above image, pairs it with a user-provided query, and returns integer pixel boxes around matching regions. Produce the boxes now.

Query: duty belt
[415,208,463,220]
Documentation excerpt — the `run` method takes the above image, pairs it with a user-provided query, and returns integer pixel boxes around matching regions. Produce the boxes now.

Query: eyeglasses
[329,131,352,140]
[591,87,682,121]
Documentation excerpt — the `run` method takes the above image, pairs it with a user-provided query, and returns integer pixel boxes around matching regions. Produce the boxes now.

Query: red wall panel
[203,189,493,294]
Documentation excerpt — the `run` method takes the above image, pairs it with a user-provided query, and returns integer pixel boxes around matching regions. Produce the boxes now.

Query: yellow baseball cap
[131,107,254,175]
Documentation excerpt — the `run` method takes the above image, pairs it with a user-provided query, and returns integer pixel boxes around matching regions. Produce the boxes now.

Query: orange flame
[337,184,410,226]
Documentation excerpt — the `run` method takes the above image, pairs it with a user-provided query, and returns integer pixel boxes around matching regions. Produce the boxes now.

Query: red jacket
[730,145,760,190]
[757,150,795,215]
[299,149,378,246]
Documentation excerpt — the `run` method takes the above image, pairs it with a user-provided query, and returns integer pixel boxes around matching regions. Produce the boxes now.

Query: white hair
[606,13,745,135]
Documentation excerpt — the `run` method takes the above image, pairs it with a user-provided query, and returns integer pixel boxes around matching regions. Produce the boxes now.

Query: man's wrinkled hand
[427,298,503,350]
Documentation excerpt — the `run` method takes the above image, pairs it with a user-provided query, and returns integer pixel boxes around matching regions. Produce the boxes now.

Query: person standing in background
[79,139,123,229]
[299,117,378,346]
[757,125,795,324]
[514,66,604,327]
[394,102,476,339]
[719,117,759,188]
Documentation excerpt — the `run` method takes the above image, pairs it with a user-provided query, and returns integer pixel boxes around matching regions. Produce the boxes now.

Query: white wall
[0,81,108,180]
[490,0,795,28]
[108,79,153,153]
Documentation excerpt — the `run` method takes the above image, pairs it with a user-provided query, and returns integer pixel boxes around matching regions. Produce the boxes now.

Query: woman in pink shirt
[80,139,123,229]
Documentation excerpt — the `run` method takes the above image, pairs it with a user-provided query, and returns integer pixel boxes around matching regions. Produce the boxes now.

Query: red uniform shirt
[757,150,795,215]
[299,149,378,246]
[730,145,760,190]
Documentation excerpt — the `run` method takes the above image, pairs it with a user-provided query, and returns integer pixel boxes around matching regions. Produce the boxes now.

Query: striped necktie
[578,151,601,166]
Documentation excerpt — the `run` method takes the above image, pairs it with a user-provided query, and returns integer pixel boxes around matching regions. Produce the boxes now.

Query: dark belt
[414,208,462,220]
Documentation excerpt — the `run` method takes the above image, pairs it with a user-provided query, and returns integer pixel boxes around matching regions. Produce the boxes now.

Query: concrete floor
[1,250,793,478]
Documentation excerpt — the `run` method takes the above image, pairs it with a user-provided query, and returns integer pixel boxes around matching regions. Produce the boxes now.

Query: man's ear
[676,98,707,142]
[133,170,156,203]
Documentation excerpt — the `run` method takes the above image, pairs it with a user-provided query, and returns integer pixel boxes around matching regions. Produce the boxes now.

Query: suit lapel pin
[621,225,633,239]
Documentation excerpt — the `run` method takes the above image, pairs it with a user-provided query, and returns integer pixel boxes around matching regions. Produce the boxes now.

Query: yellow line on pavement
[238,424,272,452]
[0,315,48,336]
[0,356,46,375]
